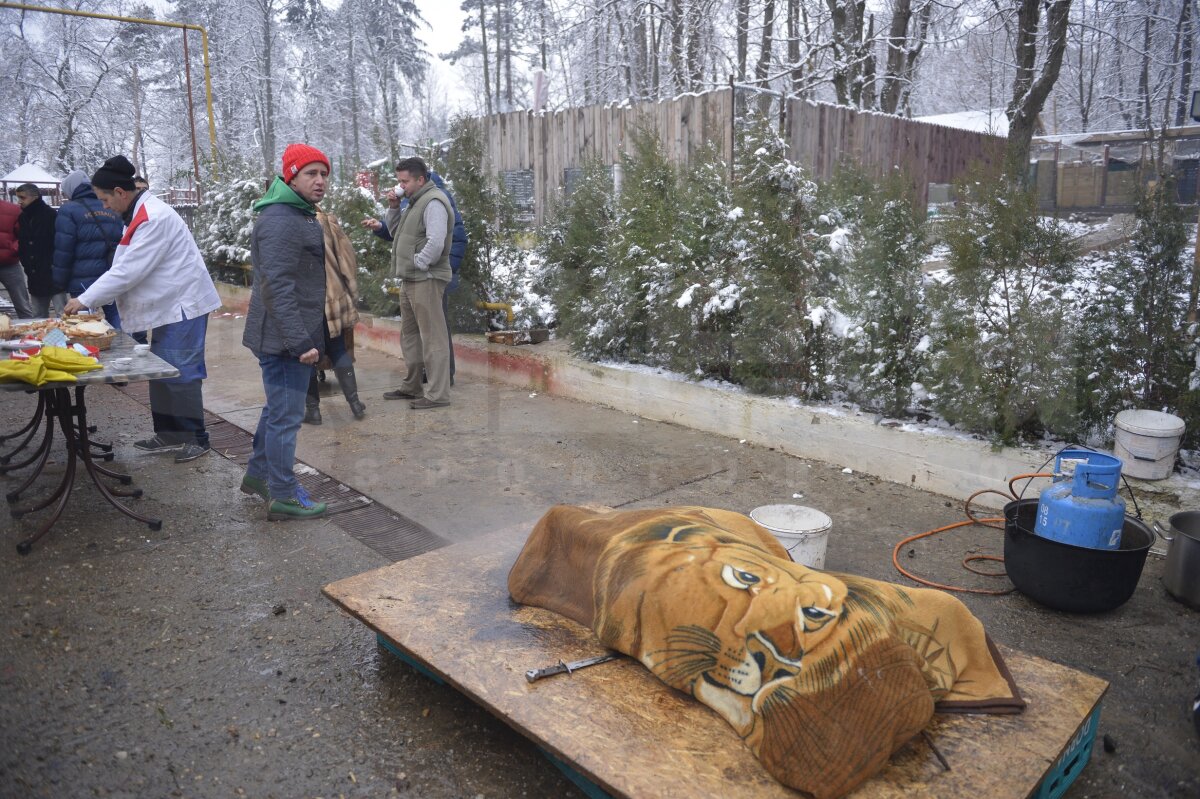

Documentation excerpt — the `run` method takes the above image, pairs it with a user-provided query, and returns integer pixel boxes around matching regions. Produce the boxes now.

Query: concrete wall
[214,282,1197,519]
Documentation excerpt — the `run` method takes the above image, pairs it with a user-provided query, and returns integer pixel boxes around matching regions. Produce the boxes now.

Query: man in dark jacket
[52,170,123,328]
[14,184,64,318]
[240,143,330,521]
[362,169,467,382]
[0,196,35,318]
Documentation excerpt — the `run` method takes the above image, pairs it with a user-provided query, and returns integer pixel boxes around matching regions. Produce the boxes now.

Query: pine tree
[725,119,833,398]
[1076,177,1192,441]
[928,177,1078,444]
[835,170,932,417]
[540,157,615,354]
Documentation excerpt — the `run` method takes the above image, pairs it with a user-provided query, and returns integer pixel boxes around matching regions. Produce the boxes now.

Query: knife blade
[525,652,620,683]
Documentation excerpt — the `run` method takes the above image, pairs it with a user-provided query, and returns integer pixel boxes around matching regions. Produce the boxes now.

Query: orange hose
[890,473,1056,595]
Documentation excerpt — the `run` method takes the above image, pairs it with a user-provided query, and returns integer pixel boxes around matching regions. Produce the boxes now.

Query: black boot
[335,366,367,420]
[303,371,322,425]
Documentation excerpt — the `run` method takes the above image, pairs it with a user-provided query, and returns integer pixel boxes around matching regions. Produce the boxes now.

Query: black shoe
[383,389,419,400]
[134,435,183,453]
[303,404,322,425]
[410,397,450,410]
[174,443,210,463]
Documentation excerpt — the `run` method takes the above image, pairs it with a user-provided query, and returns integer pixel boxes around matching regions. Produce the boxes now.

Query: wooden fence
[482,88,1006,224]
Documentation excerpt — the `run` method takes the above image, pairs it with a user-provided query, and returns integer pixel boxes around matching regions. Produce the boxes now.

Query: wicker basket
[69,330,118,351]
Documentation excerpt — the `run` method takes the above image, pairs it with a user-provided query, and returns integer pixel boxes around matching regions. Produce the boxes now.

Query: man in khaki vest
[382,156,454,408]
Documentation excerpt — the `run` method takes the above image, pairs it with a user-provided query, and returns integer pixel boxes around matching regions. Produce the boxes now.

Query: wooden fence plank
[482,93,1004,224]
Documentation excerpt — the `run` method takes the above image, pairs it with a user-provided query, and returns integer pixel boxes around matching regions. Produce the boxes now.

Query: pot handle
[1152,520,1175,542]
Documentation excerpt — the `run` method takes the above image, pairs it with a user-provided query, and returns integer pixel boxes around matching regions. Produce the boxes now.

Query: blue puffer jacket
[52,182,124,295]
[375,171,468,290]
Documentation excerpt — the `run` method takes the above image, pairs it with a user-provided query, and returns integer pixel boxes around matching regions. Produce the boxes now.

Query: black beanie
[91,155,137,191]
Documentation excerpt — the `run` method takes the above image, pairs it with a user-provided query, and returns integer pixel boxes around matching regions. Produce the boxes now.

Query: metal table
[0,332,180,553]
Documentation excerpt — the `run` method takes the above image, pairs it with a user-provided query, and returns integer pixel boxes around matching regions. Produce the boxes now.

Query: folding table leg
[71,387,160,531]
[0,392,46,465]
[15,390,77,555]
[3,400,57,493]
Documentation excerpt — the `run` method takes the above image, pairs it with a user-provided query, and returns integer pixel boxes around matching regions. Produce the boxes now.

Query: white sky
[414,0,472,110]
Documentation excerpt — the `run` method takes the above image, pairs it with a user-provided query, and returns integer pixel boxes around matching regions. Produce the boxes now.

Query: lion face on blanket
[508,506,1024,799]
[593,521,849,718]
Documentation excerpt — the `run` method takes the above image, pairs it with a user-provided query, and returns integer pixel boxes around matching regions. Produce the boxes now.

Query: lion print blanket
[508,505,1024,799]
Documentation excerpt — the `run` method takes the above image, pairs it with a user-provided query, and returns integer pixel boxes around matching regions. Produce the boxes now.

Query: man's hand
[361,218,382,232]
[386,189,400,209]
[298,348,319,365]
[63,298,87,315]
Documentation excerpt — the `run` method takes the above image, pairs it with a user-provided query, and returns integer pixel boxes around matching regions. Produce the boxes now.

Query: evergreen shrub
[1075,177,1195,445]
[928,176,1079,444]
[540,157,615,352]
[443,114,526,332]
[830,169,932,417]
[723,120,836,398]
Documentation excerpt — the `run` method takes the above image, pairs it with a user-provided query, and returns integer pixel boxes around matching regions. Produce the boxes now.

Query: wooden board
[323,526,1107,799]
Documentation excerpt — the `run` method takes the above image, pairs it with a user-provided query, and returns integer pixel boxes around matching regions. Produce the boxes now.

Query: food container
[1153,512,1200,610]
[1004,499,1152,613]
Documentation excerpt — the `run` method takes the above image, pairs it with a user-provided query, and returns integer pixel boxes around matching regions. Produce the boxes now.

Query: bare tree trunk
[786,0,800,96]
[1006,0,1072,175]
[493,0,502,110]
[737,0,750,81]
[479,0,493,116]
[131,63,144,174]
[826,0,867,106]
[860,14,876,108]
[755,0,776,114]
[687,0,705,89]
[347,21,360,166]
[880,0,914,114]
[1176,0,1195,126]
[669,0,684,92]
[1137,14,1152,129]
[260,0,275,174]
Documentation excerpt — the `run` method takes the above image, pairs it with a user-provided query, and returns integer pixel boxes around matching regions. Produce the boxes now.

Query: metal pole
[182,29,202,200]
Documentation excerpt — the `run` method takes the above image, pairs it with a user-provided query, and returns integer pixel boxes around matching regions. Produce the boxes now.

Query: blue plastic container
[1034,450,1126,550]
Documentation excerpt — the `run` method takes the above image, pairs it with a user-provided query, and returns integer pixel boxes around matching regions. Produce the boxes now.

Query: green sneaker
[240,474,269,500]
[267,487,327,521]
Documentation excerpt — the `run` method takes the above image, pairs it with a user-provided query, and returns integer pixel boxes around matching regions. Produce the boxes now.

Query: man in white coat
[64,155,221,463]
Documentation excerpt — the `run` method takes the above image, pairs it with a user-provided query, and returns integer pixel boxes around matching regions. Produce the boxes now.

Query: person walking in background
[134,176,149,192]
[362,168,467,384]
[63,155,222,464]
[303,208,367,425]
[52,170,123,328]
[376,156,454,408]
[241,144,330,521]
[14,184,65,318]
[0,195,35,318]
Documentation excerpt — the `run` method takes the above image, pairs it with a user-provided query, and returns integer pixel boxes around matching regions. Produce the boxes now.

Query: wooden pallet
[324,526,1107,798]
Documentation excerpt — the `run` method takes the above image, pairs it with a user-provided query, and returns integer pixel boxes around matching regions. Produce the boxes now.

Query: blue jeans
[246,353,313,500]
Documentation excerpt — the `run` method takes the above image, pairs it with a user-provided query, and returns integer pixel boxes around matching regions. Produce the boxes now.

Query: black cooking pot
[1003,499,1152,613]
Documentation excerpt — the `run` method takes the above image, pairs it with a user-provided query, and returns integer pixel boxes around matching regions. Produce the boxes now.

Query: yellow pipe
[0,2,220,175]
[477,301,514,325]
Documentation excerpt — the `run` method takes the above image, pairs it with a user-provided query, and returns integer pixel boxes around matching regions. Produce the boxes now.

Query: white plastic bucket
[1113,409,1185,481]
[749,505,832,569]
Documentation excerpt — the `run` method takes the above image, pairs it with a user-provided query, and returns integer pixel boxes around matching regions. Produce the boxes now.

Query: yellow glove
[40,346,103,374]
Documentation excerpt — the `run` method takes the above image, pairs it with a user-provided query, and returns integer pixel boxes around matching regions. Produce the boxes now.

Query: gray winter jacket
[243,182,327,358]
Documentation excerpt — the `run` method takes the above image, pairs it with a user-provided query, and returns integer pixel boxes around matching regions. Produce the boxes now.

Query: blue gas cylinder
[1034,450,1126,550]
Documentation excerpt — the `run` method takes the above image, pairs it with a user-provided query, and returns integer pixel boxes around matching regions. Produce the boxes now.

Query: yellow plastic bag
[40,346,103,374]
[0,356,77,387]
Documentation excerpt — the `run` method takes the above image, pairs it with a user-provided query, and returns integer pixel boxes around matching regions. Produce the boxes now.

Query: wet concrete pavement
[2,314,1198,798]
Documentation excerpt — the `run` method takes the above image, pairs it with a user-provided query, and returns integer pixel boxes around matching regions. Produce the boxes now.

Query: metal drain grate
[110,383,447,561]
